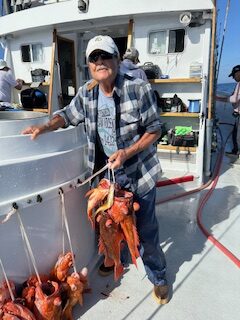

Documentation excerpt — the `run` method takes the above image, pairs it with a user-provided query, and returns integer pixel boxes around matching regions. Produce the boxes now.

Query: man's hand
[15,79,24,90]
[21,115,65,140]
[108,131,161,169]
[21,124,50,140]
[108,149,128,169]
[16,78,24,84]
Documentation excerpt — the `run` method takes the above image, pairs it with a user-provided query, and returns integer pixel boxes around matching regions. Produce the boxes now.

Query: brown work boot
[153,284,169,304]
[98,263,114,276]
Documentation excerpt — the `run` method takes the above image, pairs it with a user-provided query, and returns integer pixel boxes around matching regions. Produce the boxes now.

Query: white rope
[61,201,65,254]
[0,207,16,224]
[107,166,115,183]
[16,210,42,285]
[1,207,32,275]
[111,168,116,184]
[0,258,15,301]
[20,224,33,275]
[59,189,77,274]
[77,163,109,187]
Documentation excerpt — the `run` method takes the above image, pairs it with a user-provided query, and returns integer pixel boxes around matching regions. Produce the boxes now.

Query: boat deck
[74,101,240,320]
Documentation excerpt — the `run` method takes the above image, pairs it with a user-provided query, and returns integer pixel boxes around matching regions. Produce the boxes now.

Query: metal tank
[0,111,49,136]
[0,112,96,284]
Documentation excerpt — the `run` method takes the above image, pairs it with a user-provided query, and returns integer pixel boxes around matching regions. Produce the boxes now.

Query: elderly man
[120,47,148,81]
[216,65,240,156]
[22,35,168,304]
[0,59,24,103]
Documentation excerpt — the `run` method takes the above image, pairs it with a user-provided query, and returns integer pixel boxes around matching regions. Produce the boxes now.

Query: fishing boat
[0,1,240,319]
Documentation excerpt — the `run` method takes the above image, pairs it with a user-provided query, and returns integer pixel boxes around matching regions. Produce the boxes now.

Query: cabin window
[168,29,185,53]
[149,31,167,54]
[21,43,43,62]
[148,29,185,54]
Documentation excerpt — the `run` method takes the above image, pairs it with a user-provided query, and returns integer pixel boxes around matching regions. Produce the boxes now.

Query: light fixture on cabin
[179,12,192,26]
[78,0,89,13]
[180,11,206,28]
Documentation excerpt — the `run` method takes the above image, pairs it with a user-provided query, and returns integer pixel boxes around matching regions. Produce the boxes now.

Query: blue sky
[216,0,240,84]
[0,0,238,84]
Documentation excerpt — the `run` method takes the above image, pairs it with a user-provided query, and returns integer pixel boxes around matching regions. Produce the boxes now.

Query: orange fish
[0,281,16,308]
[21,275,49,312]
[98,213,124,281]
[85,179,110,227]
[2,314,21,319]
[21,286,35,311]
[62,268,88,320]
[50,252,73,282]
[34,281,62,320]
[107,190,132,224]
[25,275,49,288]
[108,190,140,267]
[120,213,140,268]
[3,301,36,320]
[94,182,115,216]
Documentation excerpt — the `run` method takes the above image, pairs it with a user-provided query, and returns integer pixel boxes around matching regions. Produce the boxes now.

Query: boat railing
[1,0,71,16]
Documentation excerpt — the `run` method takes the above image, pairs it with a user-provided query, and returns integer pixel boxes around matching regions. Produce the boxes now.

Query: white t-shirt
[0,70,17,102]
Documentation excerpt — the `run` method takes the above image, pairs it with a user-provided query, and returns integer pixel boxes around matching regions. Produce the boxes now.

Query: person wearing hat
[216,65,240,155]
[120,47,148,81]
[0,59,24,103]
[22,35,168,304]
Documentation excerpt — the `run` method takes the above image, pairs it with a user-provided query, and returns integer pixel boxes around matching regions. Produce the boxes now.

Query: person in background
[22,35,168,304]
[120,47,148,81]
[0,59,24,103]
[216,65,240,156]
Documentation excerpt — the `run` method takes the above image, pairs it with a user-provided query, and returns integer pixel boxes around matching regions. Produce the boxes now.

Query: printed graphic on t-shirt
[97,90,117,156]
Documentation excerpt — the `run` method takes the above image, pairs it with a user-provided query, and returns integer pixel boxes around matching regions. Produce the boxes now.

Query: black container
[140,62,161,79]
[20,88,47,109]
[168,131,197,147]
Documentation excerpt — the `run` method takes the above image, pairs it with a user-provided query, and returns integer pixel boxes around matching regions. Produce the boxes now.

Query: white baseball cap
[86,35,119,60]
[0,59,8,70]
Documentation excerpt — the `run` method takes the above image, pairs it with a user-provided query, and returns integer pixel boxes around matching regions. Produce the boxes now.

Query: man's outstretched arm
[21,115,65,140]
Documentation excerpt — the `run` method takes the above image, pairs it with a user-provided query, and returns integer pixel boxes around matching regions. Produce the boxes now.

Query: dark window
[21,43,43,62]
[21,45,31,62]
[168,29,185,53]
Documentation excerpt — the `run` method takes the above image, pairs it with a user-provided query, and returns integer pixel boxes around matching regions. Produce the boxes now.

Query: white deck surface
[73,102,240,320]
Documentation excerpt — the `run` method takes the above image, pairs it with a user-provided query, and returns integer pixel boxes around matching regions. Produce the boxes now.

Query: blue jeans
[113,170,167,286]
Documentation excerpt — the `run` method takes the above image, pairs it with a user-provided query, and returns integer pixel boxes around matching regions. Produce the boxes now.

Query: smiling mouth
[97,66,108,71]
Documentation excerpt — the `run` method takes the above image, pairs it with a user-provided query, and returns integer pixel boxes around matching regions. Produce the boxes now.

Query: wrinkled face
[233,70,240,82]
[88,50,119,84]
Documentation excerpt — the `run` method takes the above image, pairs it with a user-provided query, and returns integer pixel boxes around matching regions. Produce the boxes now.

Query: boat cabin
[0,0,215,182]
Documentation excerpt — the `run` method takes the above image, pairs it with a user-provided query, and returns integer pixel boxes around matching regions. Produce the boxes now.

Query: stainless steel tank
[0,111,49,136]
[0,115,94,284]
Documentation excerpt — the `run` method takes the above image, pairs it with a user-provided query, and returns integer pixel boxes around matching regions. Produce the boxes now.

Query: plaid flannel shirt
[54,73,162,197]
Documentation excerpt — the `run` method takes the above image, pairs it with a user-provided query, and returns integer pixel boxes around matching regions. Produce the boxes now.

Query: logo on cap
[95,36,103,42]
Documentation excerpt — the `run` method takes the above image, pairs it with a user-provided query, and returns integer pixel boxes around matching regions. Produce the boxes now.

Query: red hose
[156,175,194,187]
[196,148,240,268]
[156,143,240,268]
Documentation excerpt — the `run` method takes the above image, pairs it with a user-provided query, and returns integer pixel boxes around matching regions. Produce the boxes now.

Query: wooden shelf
[149,78,201,84]
[160,112,200,117]
[23,108,49,113]
[158,145,197,152]
[23,82,50,86]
